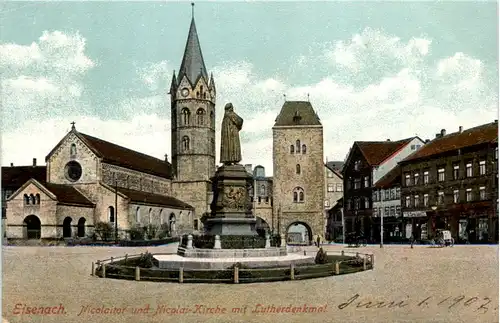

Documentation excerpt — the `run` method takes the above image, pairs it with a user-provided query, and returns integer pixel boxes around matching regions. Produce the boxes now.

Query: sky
[1,1,498,175]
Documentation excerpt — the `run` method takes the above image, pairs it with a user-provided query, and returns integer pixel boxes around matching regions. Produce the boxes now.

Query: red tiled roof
[44,183,94,206]
[77,132,172,179]
[115,187,193,209]
[401,122,498,163]
[1,166,47,189]
[356,137,414,166]
[374,165,401,189]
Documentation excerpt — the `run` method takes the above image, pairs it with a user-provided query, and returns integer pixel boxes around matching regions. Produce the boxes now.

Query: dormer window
[293,111,302,124]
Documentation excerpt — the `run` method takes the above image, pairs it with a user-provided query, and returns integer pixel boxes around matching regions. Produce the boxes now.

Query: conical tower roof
[178,16,208,85]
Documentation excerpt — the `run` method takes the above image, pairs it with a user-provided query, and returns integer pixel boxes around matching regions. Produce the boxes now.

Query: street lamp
[380,203,384,248]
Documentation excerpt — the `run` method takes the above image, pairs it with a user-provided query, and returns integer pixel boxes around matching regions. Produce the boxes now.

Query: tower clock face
[181,88,189,97]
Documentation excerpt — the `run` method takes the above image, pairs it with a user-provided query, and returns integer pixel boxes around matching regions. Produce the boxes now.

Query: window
[423,194,429,207]
[354,178,361,189]
[466,188,472,202]
[354,198,360,210]
[346,198,351,210]
[70,143,77,156]
[336,183,343,192]
[396,205,401,216]
[181,108,191,125]
[293,187,304,203]
[24,194,29,205]
[414,195,420,207]
[159,210,164,225]
[30,194,35,204]
[405,196,411,208]
[135,207,140,223]
[385,189,390,200]
[390,206,395,216]
[384,207,390,216]
[259,185,266,196]
[479,186,486,200]
[453,164,460,180]
[196,108,206,125]
[438,191,444,204]
[108,206,115,223]
[148,208,152,224]
[411,144,416,150]
[182,136,190,151]
[390,188,396,200]
[466,162,473,177]
[438,168,445,182]
[35,194,40,204]
[405,173,411,186]
[296,164,301,175]
[327,184,334,192]
[372,191,378,202]
[479,161,486,175]
[193,219,198,230]
[423,170,429,184]
[354,160,360,171]
[296,140,301,153]
[290,145,294,154]
[327,171,334,178]
[324,200,330,207]
[453,190,459,203]
[415,145,421,149]
[302,144,307,154]
[364,198,370,209]
[373,208,378,217]
[413,173,419,185]
[364,176,370,188]
[396,187,401,198]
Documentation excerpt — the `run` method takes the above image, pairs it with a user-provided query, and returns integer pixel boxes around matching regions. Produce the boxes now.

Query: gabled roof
[401,122,498,163]
[116,187,193,209]
[356,137,415,166]
[7,179,94,207]
[374,165,401,189]
[44,183,94,206]
[46,129,172,179]
[273,101,322,127]
[177,17,208,86]
[1,166,47,189]
[325,161,344,178]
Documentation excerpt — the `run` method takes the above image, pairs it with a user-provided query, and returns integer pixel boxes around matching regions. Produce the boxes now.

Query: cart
[435,230,454,247]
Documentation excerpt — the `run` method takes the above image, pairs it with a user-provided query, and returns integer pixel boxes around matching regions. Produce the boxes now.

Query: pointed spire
[170,70,177,93]
[178,6,208,86]
[209,72,215,88]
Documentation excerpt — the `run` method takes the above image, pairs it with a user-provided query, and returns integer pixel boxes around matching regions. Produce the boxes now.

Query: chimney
[425,139,430,143]
[10,163,13,167]
[164,154,169,162]
[435,133,441,138]
[440,129,446,136]
[32,158,37,166]
[459,126,463,133]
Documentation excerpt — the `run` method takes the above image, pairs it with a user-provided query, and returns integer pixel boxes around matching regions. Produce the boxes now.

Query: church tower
[170,5,216,230]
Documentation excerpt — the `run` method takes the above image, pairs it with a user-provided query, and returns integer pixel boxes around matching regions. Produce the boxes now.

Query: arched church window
[35,194,40,204]
[135,207,141,223]
[302,144,307,154]
[181,108,191,125]
[24,194,30,205]
[290,145,294,154]
[296,164,301,175]
[30,194,36,205]
[210,111,214,126]
[108,206,115,223]
[196,108,206,125]
[293,187,305,203]
[203,93,207,99]
[182,136,190,151]
[148,208,152,224]
[296,140,301,153]
[70,143,77,156]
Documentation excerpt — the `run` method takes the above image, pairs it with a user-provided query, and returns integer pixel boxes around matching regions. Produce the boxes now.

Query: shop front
[402,210,429,241]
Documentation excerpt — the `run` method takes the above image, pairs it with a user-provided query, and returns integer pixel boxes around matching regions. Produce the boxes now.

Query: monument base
[203,217,258,236]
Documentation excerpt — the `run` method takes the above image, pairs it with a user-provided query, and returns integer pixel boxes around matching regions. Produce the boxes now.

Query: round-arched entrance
[255,216,270,237]
[24,215,41,239]
[286,222,313,245]
[77,217,86,237]
[63,217,73,238]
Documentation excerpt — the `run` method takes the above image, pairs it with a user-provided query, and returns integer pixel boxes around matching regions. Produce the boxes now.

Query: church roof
[77,132,173,179]
[116,187,193,209]
[178,17,208,86]
[273,101,322,127]
[1,165,47,189]
[44,183,95,207]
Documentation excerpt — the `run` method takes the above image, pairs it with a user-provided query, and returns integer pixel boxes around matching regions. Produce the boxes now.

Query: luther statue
[220,103,243,165]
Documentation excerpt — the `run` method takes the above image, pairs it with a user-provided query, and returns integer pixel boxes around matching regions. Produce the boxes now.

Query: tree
[94,222,113,241]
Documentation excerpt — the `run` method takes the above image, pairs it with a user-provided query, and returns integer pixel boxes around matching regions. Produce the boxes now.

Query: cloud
[2,29,497,177]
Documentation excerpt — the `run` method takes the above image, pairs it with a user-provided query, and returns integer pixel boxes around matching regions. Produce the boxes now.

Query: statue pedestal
[203,164,257,236]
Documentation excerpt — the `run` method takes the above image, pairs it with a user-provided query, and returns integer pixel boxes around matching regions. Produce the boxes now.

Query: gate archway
[286,221,313,245]
[23,215,41,239]
[255,216,270,237]
[63,217,73,238]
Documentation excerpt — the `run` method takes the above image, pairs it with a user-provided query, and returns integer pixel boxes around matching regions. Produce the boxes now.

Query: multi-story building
[399,122,498,243]
[326,197,343,241]
[324,161,344,209]
[249,165,273,233]
[372,165,404,242]
[342,136,425,241]
[272,101,325,241]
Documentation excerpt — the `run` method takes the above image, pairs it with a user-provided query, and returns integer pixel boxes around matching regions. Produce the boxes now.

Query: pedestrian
[410,234,414,249]
[316,235,321,248]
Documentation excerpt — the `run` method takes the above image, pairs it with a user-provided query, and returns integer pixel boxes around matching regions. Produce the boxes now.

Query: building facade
[272,101,325,242]
[326,197,343,242]
[342,137,425,241]
[399,122,498,243]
